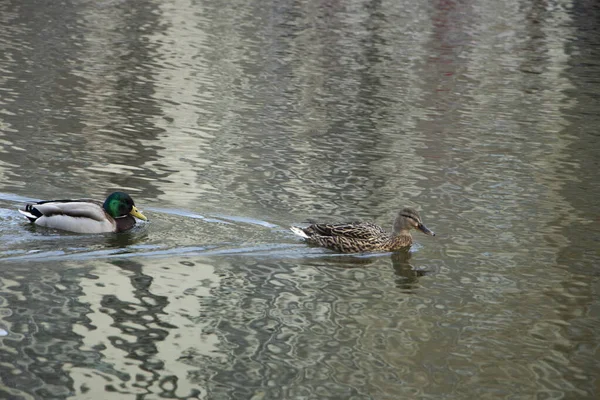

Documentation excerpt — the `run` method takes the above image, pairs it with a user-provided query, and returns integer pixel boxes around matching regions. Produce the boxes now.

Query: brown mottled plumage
[290,207,435,253]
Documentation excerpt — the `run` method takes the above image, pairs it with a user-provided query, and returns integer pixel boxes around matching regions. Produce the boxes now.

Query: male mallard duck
[18,191,147,233]
[290,207,434,253]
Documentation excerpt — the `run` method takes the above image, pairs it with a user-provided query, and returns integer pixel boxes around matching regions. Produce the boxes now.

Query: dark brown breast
[114,215,137,232]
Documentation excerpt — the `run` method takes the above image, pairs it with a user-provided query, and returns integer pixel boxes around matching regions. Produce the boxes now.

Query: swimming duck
[18,191,147,233]
[290,207,434,253]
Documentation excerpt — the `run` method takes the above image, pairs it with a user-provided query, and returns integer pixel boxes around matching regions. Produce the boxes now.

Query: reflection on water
[0,0,599,398]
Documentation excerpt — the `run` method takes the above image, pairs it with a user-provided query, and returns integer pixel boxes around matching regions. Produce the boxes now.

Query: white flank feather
[34,215,115,233]
[290,226,309,239]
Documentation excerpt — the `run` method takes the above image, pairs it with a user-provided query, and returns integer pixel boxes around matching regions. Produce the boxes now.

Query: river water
[0,0,599,399]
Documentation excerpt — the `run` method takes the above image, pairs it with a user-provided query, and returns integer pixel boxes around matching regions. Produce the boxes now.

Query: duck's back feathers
[300,222,386,239]
[22,199,105,220]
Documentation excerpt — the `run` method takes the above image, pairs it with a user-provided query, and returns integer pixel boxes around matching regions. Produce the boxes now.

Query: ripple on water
[0,0,599,398]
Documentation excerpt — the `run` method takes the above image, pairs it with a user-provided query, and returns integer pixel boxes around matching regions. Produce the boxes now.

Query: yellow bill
[129,206,148,221]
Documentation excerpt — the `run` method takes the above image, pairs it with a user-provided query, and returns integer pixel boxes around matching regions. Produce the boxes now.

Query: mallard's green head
[393,207,434,236]
[103,192,147,221]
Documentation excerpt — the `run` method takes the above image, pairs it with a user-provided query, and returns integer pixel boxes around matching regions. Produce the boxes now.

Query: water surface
[0,0,599,399]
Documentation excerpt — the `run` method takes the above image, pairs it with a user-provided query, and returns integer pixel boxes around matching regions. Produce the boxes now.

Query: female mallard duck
[18,191,147,233]
[290,207,434,253]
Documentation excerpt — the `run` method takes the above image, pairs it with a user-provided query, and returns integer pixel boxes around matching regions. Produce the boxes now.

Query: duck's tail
[18,205,40,222]
[290,226,309,239]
